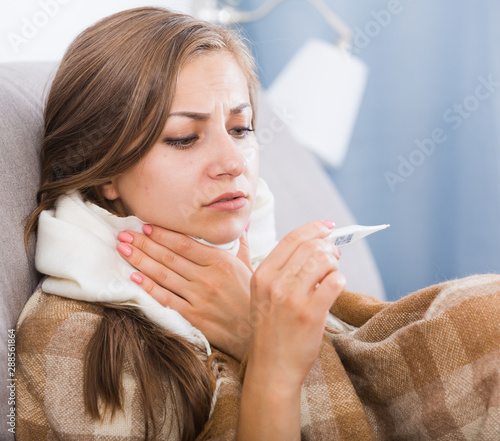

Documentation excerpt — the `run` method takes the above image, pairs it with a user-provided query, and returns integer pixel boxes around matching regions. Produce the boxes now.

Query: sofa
[0,62,385,439]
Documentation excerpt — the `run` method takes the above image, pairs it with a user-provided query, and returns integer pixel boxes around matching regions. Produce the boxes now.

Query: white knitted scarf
[35,178,277,354]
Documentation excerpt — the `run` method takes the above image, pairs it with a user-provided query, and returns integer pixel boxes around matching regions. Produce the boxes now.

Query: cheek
[118,159,170,204]
[150,160,201,203]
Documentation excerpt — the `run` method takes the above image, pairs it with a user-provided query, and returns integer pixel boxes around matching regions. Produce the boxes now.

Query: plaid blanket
[16,274,500,440]
[199,274,500,440]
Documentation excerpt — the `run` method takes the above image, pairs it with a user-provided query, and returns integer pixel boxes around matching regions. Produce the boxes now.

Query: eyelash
[164,127,254,150]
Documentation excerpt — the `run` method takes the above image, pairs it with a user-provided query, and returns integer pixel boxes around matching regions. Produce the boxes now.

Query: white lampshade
[265,38,368,168]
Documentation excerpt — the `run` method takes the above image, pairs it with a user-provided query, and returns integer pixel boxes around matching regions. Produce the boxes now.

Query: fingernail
[143,224,152,235]
[245,219,251,232]
[338,249,342,257]
[322,220,335,229]
[117,243,132,257]
[130,272,143,284]
[118,232,134,243]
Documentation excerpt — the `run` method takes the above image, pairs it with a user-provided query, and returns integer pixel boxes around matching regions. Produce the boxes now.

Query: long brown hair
[25,7,259,440]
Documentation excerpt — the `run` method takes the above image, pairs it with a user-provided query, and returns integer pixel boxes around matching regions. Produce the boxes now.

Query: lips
[205,191,247,211]
[207,191,245,205]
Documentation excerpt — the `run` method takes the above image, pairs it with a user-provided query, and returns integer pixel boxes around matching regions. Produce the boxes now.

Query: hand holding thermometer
[326,224,390,248]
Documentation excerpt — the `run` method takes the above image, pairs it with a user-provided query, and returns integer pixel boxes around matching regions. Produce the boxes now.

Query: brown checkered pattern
[16,275,500,440]
[302,274,500,440]
[16,289,182,440]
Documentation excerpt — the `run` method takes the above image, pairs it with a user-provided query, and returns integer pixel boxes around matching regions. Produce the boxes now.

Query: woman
[18,7,343,440]
[17,6,500,441]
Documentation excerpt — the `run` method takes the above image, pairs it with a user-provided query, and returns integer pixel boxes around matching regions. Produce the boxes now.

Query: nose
[207,131,248,179]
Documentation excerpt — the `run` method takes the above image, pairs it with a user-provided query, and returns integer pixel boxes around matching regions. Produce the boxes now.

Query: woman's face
[103,51,259,244]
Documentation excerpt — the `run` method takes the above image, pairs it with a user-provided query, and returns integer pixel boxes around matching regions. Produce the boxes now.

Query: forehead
[171,51,250,111]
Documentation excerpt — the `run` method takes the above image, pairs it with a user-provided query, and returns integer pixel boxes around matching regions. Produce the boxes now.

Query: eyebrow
[167,102,252,120]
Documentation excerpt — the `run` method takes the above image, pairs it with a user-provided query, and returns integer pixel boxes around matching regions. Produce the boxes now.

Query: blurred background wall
[2,1,500,301]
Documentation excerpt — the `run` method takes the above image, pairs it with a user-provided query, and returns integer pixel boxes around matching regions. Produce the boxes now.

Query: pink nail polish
[117,243,132,257]
[322,220,335,229]
[130,273,143,284]
[143,224,152,236]
[118,232,134,243]
[338,249,342,257]
[245,219,251,232]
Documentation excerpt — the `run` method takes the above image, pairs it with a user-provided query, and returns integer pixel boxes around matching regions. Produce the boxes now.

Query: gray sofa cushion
[0,62,56,438]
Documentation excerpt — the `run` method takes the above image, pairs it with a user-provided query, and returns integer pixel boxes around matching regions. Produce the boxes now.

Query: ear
[100,180,120,201]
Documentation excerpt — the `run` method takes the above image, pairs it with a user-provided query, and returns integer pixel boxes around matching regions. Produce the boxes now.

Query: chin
[200,223,245,245]
[204,231,242,245]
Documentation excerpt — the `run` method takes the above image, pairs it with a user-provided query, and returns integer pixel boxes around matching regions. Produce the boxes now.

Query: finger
[129,271,192,311]
[143,224,225,266]
[282,239,340,295]
[117,241,189,293]
[312,270,346,313]
[264,221,335,270]
[119,231,205,281]
[236,228,253,271]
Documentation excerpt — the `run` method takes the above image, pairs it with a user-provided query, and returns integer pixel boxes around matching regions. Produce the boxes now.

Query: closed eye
[164,127,254,149]
[229,127,254,139]
[164,135,198,149]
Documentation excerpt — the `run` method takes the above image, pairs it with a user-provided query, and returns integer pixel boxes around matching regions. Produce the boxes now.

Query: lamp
[266,38,367,168]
